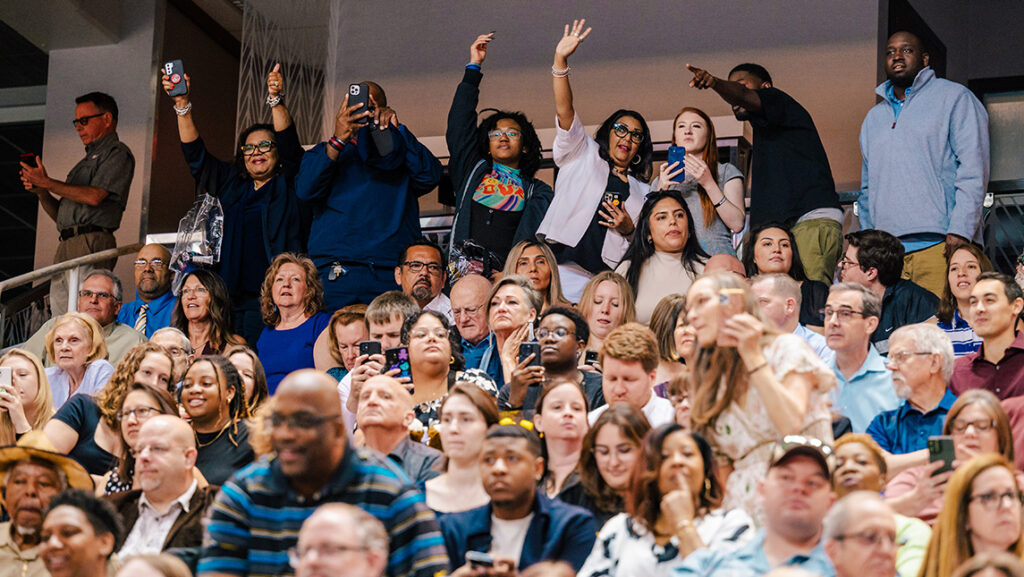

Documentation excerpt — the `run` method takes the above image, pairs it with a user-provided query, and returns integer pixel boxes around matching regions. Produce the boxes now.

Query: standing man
[687,63,842,284]
[858,31,990,297]
[117,243,176,337]
[20,92,135,316]
[395,239,453,322]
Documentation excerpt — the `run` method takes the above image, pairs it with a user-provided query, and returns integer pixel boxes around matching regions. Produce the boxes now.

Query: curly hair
[620,190,708,295]
[577,402,651,515]
[96,342,175,430]
[45,489,125,554]
[595,109,654,181]
[182,355,249,425]
[259,252,325,326]
[171,269,241,353]
[0,349,54,446]
[477,110,544,179]
[113,383,178,483]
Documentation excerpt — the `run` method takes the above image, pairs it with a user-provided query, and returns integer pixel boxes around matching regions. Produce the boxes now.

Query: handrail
[0,243,142,299]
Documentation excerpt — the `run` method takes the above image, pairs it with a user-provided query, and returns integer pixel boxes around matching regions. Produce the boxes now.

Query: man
[439,424,596,572]
[291,504,389,577]
[20,92,135,316]
[950,272,1024,399]
[151,327,194,383]
[588,323,673,426]
[357,375,443,484]
[117,243,176,337]
[0,431,92,577]
[858,31,989,297]
[704,253,747,279]
[198,369,447,577]
[823,492,899,577]
[297,82,443,310]
[825,283,900,433]
[107,416,217,560]
[687,62,842,284]
[22,269,146,366]
[396,238,453,322]
[450,274,499,376]
[752,273,833,363]
[840,230,939,354]
[40,489,123,577]
[679,438,837,576]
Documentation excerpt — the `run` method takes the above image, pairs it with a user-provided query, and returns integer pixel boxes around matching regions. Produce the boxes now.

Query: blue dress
[256,312,331,393]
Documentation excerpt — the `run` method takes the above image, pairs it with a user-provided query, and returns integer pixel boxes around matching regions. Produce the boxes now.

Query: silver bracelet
[713,195,728,208]
[266,94,282,107]
[551,65,571,78]
[173,102,192,116]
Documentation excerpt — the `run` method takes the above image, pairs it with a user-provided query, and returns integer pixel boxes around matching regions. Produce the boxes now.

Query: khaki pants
[50,231,116,316]
[902,241,946,298]
[791,218,843,284]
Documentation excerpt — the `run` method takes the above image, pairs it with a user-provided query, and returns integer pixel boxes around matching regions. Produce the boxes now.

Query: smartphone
[466,551,494,569]
[372,125,395,157]
[602,191,623,209]
[0,366,10,395]
[348,83,372,125]
[667,146,687,180]
[519,342,542,367]
[716,288,746,347]
[163,60,188,97]
[385,346,413,381]
[19,153,36,168]
[584,350,600,366]
[359,341,382,358]
[928,435,955,475]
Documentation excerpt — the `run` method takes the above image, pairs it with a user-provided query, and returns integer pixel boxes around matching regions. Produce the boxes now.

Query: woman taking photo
[44,312,114,409]
[224,344,270,416]
[503,240,572,311]
[577,272,636,356]
[325,304,368,382]
[101,383,179,495]
[936,244,993,356]
[488,275,543,388]
[741,222,829,331]
[534,380,589,497]
[0,349,54,444]
[171,269,243,357]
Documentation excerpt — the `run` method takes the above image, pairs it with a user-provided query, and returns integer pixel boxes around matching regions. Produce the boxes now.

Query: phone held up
[164,60,188,97]
[715,288,745,348]
[348,83,372,125]
[385,346,413,384]
[928,435,955,475]
[519,342,541,368]
[359,341,382,360]
[667,146,687,180]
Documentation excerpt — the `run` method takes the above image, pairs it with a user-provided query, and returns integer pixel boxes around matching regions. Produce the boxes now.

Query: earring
[449,355,455,365]
[704,478,711,497]
[632,154,642,165]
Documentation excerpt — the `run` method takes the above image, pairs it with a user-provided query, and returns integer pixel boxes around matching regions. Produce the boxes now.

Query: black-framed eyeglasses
[537,327,574,340]
[266,412,340,430]
[72,113,106,128]
[834,530,900,548]
[969,490,1024,511]
[819,308,865,322]
[240,140,277,156]
[134,258,167,270]
[79,289,118,301]
[612,122,645,144]
[403,261,443,276]
[950,418,995,434]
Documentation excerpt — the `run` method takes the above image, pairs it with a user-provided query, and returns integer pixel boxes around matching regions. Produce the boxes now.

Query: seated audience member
[751,273,833,363]
[171,269,244,356]
[150,327,194,385]
[40,489,123,577]
[589,323,674,427]
[648,295,687,394]
[580,425,754,577]
[616,190,708,324]
[24,269,146,368]
[560,403,651,526]
[451,274,499,375]
[504,240,573,312]
[839,229,939,354]
[224,344,269,416]
[180,356,254,485]
[742,223,830,332]
[198,369,447,577]
[43,312,114,410]
[823,492,899,577]
[357,375,443,484]
[950,272,1024,399]
[938,245,993,356]
[289,503,390,577]
[490,276,543,388]
[686,272,835,516]
[396,238,454,321]
[0,349,54,445]
[118,243,176,338]
[950,552,1024,577]
[577,271,636,355]
[426,383,500,513]
[256,253,331,394]
[703,253,747,278]
[666,375,692,429]
[918,455,1024,577]
[534,380,589,497]
[677,437,837,576]
[499,307,603,414]
[0,430,92,577]
[101,382,179,495]
[439,424,597,572]
[116,554,193,577]
[673,307,699,371]
[825,282,900,433]
[325,305,368,382]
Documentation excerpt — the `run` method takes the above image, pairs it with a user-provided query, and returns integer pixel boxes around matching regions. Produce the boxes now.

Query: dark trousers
[319,263,400,311]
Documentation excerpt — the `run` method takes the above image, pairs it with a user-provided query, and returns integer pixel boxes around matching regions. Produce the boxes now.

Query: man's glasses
[134,258,167,270]
[266,411,340,430]
[72,113,105,128]
[240,140,277,156]
[79,289,118,301]
[834,530,900,548]
[612,122,645,144]
[887,351,933,366]
[403,261,443,276]
[487,129,521,140]
[837,256,861,270]
[452,304,483,319]
[819,308,865,322]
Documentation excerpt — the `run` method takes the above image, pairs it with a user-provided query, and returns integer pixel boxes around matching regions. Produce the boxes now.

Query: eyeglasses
[72,113,106,128]
[970,490,1024,511]
[887,351,933,366]
[612,122,645,144]
[537,327,574,340]
[487,129,521,140]
[819,308,866,322]
[288,544,368,567]
[266,411,340,430]
[134,258,167,270]
[834,530,900,548]
[79,289,118,301]
[403,261,443,276]
[452,304,483,319]
[950,418,995,434]
[410,327,449,340]
[116,406,161,422]
[240,140,276,156]
[182,286,209,297]
[837,256,861,270]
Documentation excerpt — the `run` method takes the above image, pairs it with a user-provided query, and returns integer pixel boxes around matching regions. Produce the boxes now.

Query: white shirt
[424,293,454,324]
[589,394,675,427]
[490,513,534,565]
[119,479,198,556]
[45,359,115,410]
[337,372,357,432]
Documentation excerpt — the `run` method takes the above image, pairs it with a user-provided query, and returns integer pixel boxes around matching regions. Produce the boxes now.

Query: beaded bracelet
[173,102,192,116]
[551,65,571,78]
[266,94,282,107]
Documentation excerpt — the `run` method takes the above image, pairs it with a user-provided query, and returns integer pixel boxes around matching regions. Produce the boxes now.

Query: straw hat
[0,430,94,491]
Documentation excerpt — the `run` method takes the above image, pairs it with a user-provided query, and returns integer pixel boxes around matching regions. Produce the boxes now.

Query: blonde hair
[0,349,54,445]
[576,271,637,339]
[45,312,107,364]
[503,240,572,310]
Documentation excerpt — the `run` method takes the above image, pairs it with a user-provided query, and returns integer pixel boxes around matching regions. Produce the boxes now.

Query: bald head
[140,415,195,450]
[357,376,415,437]
[135,415,198,498]
[277,369,342,407]
[450,274,492,345]
[704,254,746,279]
[135,243,173,300]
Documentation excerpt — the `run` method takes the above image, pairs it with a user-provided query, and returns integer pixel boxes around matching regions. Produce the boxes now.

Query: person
[42,312,114,410]
[579,425,754,577]
[649,295,688,394]
[951,552,1024,577]
[824,282,900,433]
[576,271,636,355]
[686,272,835,516]
[750,273,833,363]
[503,240,573,312]
[918,455,1024,577]
[840,229,940,354]
[858,31,990,298]
[357,375,443,484]
[589,323,674,427]
[224,344,269,416]
[950,272,1024,399]
[615,190,708,324]
[537,20,653,301]
[742,223,830,332]
[439,423,597,572]
[446,32,553,264]
[822,491,899,577]
[425,383,500,513]
[20,91,134,317]
[165,65,305,347]
[0,349,54,445]
[649,106,746,256]
[289,503,390,577]
[39,489,123,577]
[117,243,176,338]
[170,269,244,356]
[116,554,193,577]
[0,430,93,577]
[296,78,443,311]
[939,247,995,359]
[677,437,837,576]
[686,62,843,285]
[100,382,179,495]
[150,327,194,385]
[256,253,331,393]
[396,238,453,321]
[197,369,448,577]
[450,274,501,378]
[704,253,747,279]
[326,305,368,382]
[533,380,589,497]
[490,276,543,389]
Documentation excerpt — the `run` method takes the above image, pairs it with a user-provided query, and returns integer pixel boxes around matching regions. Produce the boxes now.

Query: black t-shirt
[195,421,255,486]
[799,280,830,327]
[469,199,522,263]
[552,173,629,275]
[53,394,118,476]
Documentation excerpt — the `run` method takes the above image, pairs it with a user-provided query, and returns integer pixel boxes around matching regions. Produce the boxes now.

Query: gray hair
[829,282,881,319]
[6,457,70,491]
[151,326,193,355]
[83,269,123,302]
[751,273,802,306]
[823,491,892,541]
[890,323,955,382]
[304,503,389,555]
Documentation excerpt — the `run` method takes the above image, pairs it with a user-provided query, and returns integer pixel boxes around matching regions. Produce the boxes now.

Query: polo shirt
[463,333,503,386]
[871,279,940,355]
[830,345,900,433]
[198,445,448,577]
[0,521,47,577]
[57,131,135,230]
[866,388,957,454]
[950,331,1024,400]
[388,436,443,485]
[938,309,983,357]
[676,528,836,576]
[116,289,176,338]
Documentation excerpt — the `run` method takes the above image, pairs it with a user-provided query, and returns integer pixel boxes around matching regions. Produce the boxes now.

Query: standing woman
[171,269,244,356]
[537,20,654,302]
[534,380,589,497]
[503,240,572,311]
[937,244,993,356]
[44,312,114,410]
[577,272,636,355]
[0,349,54,444]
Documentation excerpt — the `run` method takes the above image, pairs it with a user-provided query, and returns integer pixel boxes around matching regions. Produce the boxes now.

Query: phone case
[348,83,371,125]
[386,347,412,379]
[359,341,382,357]
[164,60,188,97]
[519,342,541,367]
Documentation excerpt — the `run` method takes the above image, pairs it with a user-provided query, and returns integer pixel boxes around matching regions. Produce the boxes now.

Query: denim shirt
[675,529,836,576]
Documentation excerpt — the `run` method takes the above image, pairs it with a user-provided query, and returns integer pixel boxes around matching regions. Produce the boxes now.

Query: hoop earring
[632,154,642,166]
[449,355,455,366]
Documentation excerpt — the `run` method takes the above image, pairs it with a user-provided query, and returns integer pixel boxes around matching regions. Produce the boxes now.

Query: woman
[919,454,1024,577]
[577,272,636,355]
[256,253,330,393]
[224,344,270,417]
[488,275,543,388]
[425,383,500,513]
[179,355,254,485]
[560,403,651,526]
[650,107,746,256]
[685,272,835,517]
[102,383,179,495]
[326,304,368,382]
[164,64,304,347]
[536,20,653,301]
[579,424,754,577]
[534,380,589,497]
[44,312,114,409]
[648,294,688,395]
[0,349,54,445]
[503,240,572,311]
[951,552,1024,577]
[616,191,708,324]
[741,222,829,331]
[674,307,699,369]
[446,33,553,264]
[171,269,243,356]
[937,244,993,357]
[116,554,193,577]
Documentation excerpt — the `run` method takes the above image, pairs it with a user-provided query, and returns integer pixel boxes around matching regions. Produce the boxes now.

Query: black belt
[59,224,114,241]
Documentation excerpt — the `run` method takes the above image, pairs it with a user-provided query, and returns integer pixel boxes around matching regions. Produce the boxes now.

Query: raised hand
[554,19,592,63]
[334,93,373,142]
[162,73,192,106]
[267,63,283,97]
[470,33,494,66]
[687,64,717,90]
[683,154,714,188]
[659,161,685,188]
[370,94,399,130]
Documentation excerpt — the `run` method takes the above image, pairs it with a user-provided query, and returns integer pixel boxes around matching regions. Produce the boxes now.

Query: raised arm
[687,64,763,116]
[446,33,492,183]
[162,73,199,143]
[553,19,592,131]
[266,63,292,132]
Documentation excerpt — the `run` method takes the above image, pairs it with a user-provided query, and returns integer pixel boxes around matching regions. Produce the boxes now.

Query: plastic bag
[170,194,224,295]
[447,239,503,286]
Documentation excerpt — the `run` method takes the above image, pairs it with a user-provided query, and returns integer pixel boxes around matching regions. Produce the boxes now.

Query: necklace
[611,166,627,176]
[195,420,231,448]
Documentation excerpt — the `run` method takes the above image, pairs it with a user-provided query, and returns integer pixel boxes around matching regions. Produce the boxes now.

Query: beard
[893,380,913,400]
[411,285,432,303]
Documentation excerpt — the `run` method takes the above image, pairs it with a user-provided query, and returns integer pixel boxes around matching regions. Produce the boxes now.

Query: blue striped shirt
[938,309,983,358]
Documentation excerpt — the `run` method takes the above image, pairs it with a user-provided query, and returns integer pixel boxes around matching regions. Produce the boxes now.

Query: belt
[59,224,114,242]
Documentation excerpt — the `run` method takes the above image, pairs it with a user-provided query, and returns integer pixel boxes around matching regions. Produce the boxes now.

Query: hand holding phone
[19,153,37,169]
[163,60,188,97]
[667,146,687,182]
[928,435,955,475]
[359,341,382,358]
[348,83,372,125]
[716,289,745,347]
[518,342,541,367]
[0,366,11,398]
[385,346,413,388]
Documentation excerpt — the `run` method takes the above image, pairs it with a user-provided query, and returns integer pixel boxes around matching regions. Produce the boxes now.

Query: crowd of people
[7,19,1024,577]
